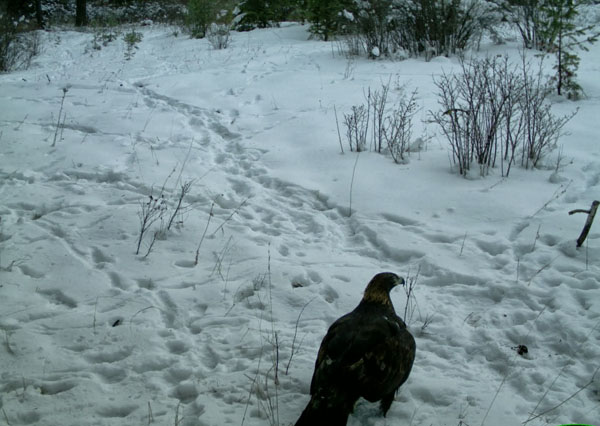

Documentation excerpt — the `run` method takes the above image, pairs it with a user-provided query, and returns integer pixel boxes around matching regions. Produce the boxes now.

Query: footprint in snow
[84,346,133,363]
[166,339,190,355]
[91,246,114,268]
[37,288,77,308]
[96,404,137,418]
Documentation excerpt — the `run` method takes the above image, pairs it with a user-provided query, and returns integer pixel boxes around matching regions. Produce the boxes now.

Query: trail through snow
[0,23,599,426]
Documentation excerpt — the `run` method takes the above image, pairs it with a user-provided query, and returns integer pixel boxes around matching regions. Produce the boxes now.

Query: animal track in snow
[166,339,189,355]
[94,364,128,384]
[40,380,77,395]
[92,246,114,266]
[37,288,77,308]
[96,404,137,418]
[18,264,45,279]
[84,346,133,364]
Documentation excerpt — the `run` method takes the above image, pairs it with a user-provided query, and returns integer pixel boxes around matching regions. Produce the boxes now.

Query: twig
[349,153,360,217]
[147,402,154,425]
[403,266,420,324]
[210,198,248,236]
[241,319,266,426]
[211,236,234,280]
[334,105,344,154]
[531,180,572,217]
[459,232,467,256]
[524,319,600,425]
[274,332,280,386]
[175,140,194,188]
[129,306,163,330]
[4,330,14,355]
[93,296,99,334]
[174,401,183,426]
[14,114,28,130]
[51,87,68,147]
[159,165,177,196]
[2,407,11,425]
[135,194,167,255]
[167,180,194,231]
[195,197,218,265]
[143,229,161,259]
[527,256,559,286]
[286,297,315,375]
[531,224,541,252]
[523,366,600,424]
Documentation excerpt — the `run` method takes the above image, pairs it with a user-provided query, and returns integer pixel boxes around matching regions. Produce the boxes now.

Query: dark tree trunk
[75,0,87,27]
[35,0,44,29]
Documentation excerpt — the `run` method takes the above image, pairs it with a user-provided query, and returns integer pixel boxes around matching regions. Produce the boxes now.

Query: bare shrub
[432,54,575,177]
[517,56,576,169]
[344,105,369,152]
[136,193,167,255]
[385,88,419,164]
[367,80,391,153]
[207,22,231,50]
[341,80,419,162]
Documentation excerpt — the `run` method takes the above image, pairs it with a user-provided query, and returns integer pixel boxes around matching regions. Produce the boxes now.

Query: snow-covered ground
[0,21,599,426]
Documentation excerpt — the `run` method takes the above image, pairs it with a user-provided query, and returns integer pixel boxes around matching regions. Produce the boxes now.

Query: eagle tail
[294,394,353,426]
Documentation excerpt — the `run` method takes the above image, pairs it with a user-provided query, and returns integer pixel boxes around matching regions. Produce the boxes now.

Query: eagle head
[362,272,405,305]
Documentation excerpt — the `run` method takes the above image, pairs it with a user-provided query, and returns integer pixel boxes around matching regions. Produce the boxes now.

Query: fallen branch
[569,200,599,247]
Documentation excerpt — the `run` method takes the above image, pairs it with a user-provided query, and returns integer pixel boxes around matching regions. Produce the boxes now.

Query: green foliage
[236,0,300,30]
[236,0,271,30]
[400,0,491,57]
[0,11,40,72]
[0,12,18,72]
[123,28,142,45]
[491,0,541,48]
[123,28,142,59]
[323,0,490,59]
[186,0,219,38]
[538,0,599,99]
[305,0,353,41]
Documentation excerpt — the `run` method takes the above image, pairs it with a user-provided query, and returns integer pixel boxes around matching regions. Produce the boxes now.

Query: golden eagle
[295,272,415,426]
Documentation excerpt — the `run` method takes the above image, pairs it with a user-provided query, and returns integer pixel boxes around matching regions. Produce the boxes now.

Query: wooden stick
[569,200,599,248]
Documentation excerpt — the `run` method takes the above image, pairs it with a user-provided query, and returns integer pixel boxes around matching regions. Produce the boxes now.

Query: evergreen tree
[491,0,542,48]
[306,0,353,41]
[539,0,599,99]
[186,0,219,38]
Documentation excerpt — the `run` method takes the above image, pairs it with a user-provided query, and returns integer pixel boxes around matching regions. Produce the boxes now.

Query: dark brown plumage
[295,272,416,426]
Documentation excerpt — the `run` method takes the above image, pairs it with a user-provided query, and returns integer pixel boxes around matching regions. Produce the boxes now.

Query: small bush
[207,22,231,49]
[342,80,419,162]
[307,0,354,40]
[87,1,186,26]
[344,105,369,152]
[394,0,493,58]
[123,28,142,59]
[0,14,41,72]
[88,23,119,52]
[328,0,494,59]
[384,88,419,164]
[186,0,219,38]
[432,55,575,177]
[347,0,396,58]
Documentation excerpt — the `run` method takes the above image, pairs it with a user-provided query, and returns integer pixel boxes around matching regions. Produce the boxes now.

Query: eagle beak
[397,277,406,287]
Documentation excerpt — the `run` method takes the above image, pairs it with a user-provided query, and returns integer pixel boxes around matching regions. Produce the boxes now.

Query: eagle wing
[310,309,415,402]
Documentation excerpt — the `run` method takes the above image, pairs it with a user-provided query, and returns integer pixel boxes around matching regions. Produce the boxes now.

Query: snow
[1,21,599,426]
